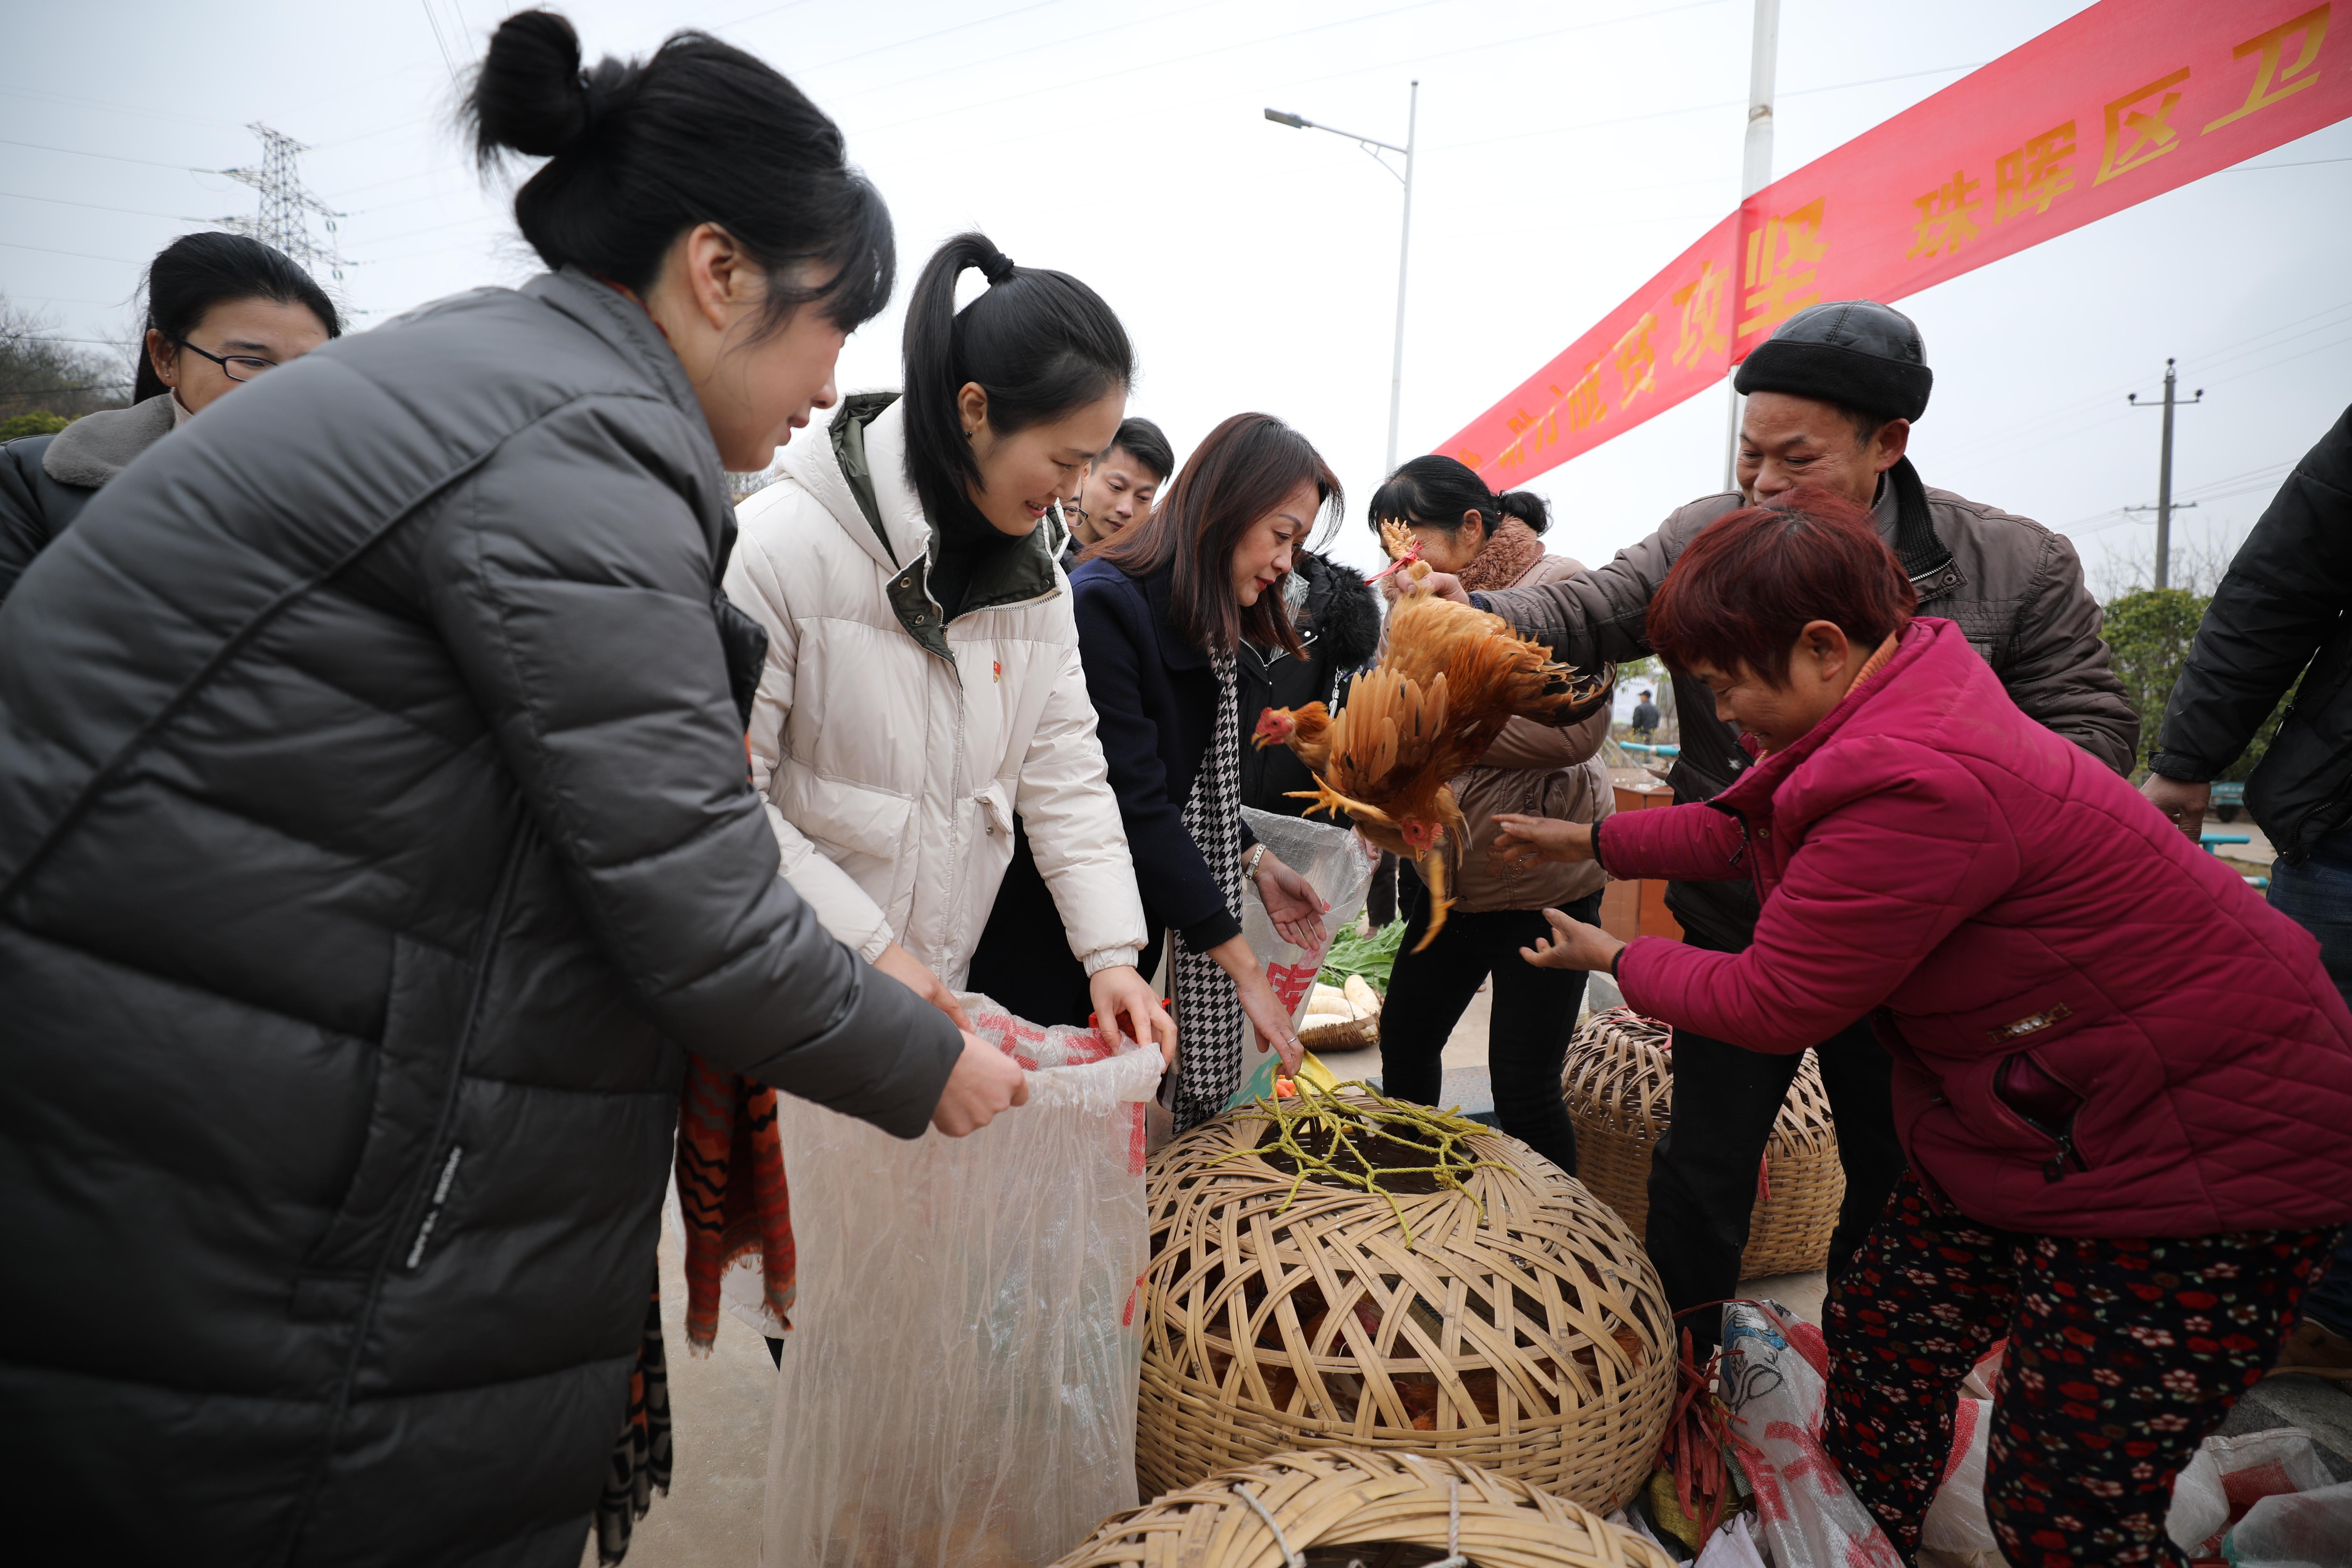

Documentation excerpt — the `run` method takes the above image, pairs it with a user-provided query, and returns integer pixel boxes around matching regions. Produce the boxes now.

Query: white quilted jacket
[724,395,1146,987]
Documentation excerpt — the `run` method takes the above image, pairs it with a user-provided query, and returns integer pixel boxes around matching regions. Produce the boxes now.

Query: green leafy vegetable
[1318,918,1406,996]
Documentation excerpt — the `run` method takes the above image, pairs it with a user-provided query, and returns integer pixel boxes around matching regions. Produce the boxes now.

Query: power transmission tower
[2125,359,2204,590]
[216,124,351,291]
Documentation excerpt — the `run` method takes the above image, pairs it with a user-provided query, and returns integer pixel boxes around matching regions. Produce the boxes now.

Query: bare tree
[2089,521,2248,601]
[0,296,134,421]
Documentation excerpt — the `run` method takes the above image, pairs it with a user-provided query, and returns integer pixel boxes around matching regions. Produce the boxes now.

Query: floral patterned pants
[1821,1173,2337,1567]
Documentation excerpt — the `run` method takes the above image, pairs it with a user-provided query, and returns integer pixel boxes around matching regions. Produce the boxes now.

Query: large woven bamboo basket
[1052,1448,1675,1568]
[1136,1088,1675,1513]
[1561,1009,1843,1278]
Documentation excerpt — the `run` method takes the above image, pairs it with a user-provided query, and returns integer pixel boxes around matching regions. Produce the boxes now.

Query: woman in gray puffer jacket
[0,14,1022,1567]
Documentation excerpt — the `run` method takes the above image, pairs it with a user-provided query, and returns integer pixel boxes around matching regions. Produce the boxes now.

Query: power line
[0,189,196,220]
[0,82,236,130]
[0,240,150,265]
[0,137,207,172]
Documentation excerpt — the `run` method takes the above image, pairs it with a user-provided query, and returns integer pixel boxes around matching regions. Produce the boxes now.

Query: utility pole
[1265,80,1418,474]
[1723,0,1780,492]
[218,124,351,292]
[2127,359,2205,590]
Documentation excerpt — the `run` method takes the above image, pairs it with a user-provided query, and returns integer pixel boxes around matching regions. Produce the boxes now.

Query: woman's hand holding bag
[873,940,973,1030]
[1090,964,1178,1066]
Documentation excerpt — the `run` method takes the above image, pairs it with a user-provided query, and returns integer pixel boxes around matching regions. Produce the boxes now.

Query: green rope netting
[1210,1079,1508,1249]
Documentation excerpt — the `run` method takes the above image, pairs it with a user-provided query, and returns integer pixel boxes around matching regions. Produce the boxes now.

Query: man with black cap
[1418,299,2137,1341]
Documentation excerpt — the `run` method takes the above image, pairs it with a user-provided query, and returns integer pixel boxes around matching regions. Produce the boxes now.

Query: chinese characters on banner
[1444,0,2346,484]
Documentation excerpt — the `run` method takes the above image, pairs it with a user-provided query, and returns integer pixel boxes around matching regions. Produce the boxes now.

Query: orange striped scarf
[675,1054,795,1352]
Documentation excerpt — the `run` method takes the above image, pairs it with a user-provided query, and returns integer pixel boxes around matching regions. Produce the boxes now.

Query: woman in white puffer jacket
[726,231,1173,1057]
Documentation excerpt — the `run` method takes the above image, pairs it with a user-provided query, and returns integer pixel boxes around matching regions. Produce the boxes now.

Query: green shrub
[0,410,71,442]
[2103,586,2294,782]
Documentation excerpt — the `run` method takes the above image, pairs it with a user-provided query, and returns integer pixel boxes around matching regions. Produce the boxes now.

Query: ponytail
[900,230,1133,528]
[1366,454,1549,540]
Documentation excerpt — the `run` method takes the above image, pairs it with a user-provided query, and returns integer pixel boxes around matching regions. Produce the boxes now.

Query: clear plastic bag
[762,996,1164,1568]
[1239,806,1377,1025]
[1716,1300,1905,1568]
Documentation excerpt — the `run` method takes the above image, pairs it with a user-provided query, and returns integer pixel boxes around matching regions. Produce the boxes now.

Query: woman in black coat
[0,15,1020,1566]
[1072,413,1342,1128]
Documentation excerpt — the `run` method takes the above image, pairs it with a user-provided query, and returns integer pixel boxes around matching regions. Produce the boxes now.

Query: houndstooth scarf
[1169,652,1248,1133]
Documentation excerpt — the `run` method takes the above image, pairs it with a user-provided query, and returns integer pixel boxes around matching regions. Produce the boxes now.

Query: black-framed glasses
[170,335,280,383]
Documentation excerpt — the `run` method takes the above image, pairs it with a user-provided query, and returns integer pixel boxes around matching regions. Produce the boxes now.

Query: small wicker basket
[1052,1448,1675,1568]
[1137,1088,1674,1512]
[1561,1009,1843,1278]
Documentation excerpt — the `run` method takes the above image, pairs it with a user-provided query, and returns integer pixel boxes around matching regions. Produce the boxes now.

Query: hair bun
[1497,489,1552,536]
[978,248,1017,285]
[468,9,595,162]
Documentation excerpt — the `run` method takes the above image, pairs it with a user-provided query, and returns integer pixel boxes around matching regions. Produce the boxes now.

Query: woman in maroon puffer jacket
[1494,488,2352,1568]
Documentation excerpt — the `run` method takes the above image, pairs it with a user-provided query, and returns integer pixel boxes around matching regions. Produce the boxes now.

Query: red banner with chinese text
[1443,0,2347,483]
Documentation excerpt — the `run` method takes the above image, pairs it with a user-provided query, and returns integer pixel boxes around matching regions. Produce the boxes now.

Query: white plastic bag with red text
[763,996,1163,1568]
[1717,1299,1904,1568]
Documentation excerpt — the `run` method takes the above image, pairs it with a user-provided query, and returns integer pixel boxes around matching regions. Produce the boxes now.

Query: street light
[1264,81,1419,474]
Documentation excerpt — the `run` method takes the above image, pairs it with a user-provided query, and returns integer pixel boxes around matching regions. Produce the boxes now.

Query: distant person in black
[1629,688,1661,743]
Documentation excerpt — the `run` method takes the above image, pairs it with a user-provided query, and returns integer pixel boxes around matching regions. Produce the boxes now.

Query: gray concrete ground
[584,1226,774,1568]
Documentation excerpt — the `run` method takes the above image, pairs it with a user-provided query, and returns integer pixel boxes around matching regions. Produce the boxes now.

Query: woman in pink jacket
[1495,489,2352,1568]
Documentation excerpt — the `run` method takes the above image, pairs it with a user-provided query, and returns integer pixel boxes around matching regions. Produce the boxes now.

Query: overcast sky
[5,0,2347,584]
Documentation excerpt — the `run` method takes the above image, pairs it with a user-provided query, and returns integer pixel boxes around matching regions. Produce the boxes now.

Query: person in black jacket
[1237,546,1381,816]
[0,14,1022,1566]
[2143,401,2352,1379]
[0,231,337,603]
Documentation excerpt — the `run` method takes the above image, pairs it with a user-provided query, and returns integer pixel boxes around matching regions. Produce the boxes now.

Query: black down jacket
[0,268,962,1567]
[2152,404,2352,863]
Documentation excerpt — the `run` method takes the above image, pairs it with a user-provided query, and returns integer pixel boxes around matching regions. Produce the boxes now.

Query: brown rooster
[1253,522,1612,950]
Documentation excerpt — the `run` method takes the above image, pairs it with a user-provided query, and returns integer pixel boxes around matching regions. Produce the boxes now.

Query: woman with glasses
[0,230,337,602]
[0,10,1024,1562]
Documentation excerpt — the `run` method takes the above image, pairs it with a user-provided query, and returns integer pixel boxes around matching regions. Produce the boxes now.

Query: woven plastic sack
[2167,1427,2338,1558]
[1919,1341,2007,1566]
[762,995,1164,1568]
[1717,1300,1904,1568]
[2224,1477,2352,1566]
